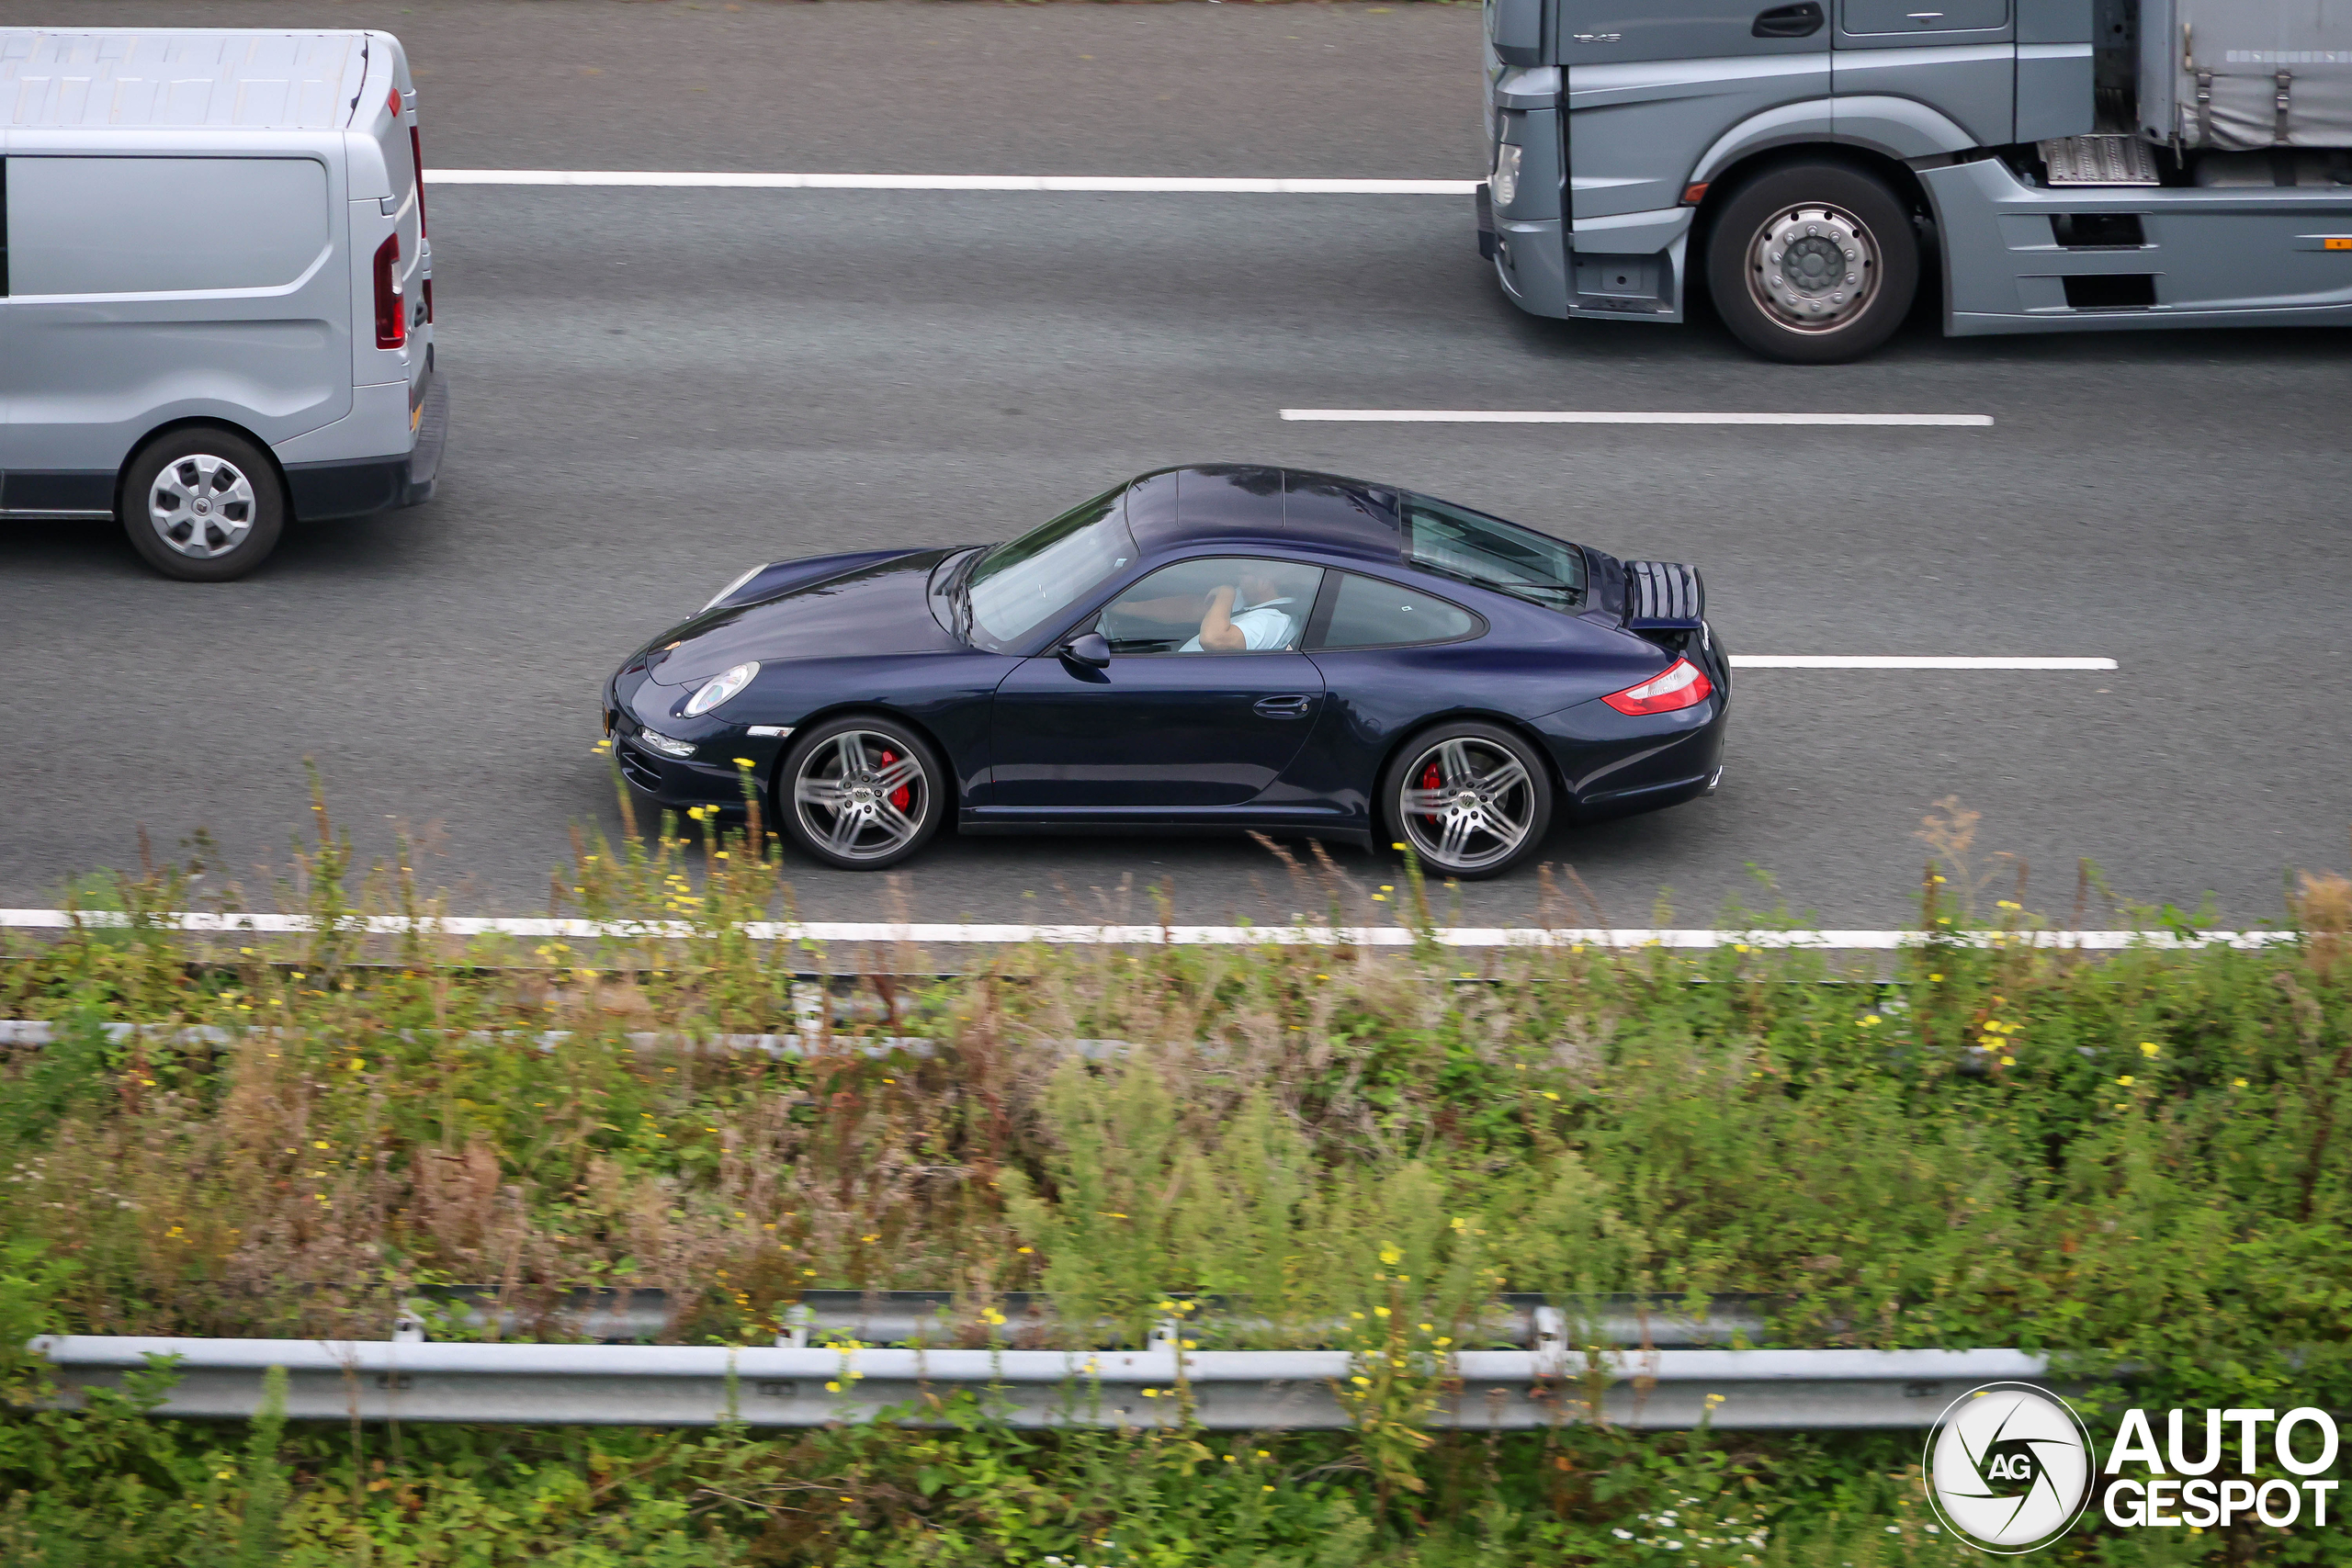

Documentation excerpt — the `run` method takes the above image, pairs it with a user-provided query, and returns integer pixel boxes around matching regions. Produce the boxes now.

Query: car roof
[0,28,383,130]
[1125,466,1404,565]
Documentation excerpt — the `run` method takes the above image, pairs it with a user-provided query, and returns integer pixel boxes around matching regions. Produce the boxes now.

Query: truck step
[2038,135,2161,186]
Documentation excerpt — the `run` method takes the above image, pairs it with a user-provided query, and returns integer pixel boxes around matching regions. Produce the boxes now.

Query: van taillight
[373,234,405,349]
[410,124,427,237]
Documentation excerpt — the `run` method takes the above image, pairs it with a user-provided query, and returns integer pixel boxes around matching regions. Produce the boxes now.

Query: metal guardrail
[31,1331,2050,1431]
[401,1290,1774,1351]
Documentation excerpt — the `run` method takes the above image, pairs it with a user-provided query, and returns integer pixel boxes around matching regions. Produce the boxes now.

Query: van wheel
[121,428,287,581]
[1705,162,1918,364]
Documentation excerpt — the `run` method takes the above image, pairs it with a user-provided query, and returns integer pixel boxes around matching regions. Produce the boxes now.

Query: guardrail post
[775,1303,813,1349]
[1147,1317,1178,1353]
[1532,1303,1566,1373]
[392,1306,427,1344]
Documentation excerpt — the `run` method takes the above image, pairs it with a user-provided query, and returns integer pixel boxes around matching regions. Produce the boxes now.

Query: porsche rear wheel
[1381,721,1554,881]
[778,716,944,871]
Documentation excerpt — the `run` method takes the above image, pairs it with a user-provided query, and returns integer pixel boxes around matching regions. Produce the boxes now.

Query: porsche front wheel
[1381,722,1554,881]
[778,716,945,871]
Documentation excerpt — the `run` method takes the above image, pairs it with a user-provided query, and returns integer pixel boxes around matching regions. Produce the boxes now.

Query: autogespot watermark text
[2099,1404,2340,1530]
[1922,1383,2344,1554]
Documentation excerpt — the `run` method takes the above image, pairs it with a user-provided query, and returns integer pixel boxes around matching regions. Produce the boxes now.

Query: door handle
[1752,1,1824,36]
[1253,694,1315,719]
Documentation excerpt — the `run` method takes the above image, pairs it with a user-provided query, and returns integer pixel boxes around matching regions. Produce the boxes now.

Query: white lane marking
[0,910,2273,950]
[1731,656,2118,671]
[429,170,1478,195]
[1282,409,1995,426]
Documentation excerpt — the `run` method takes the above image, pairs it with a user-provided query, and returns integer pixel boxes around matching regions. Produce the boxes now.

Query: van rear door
[364,65,430,435]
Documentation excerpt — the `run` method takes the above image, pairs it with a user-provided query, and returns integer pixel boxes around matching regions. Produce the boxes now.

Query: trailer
[1477,0,2352,360]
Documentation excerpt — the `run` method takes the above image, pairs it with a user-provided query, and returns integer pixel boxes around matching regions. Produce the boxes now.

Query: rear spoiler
[1623,560,1706,631]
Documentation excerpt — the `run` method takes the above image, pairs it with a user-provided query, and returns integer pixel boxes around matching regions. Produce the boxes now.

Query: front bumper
[285,369,447,522]
[603,666,793,813]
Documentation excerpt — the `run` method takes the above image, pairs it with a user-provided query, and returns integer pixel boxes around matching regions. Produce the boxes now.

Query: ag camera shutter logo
[1922,1383,2095,1554]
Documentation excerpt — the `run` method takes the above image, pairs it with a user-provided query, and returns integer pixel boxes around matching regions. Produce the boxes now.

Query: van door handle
[1752,1,1824,36]
[1253,694,1315,719]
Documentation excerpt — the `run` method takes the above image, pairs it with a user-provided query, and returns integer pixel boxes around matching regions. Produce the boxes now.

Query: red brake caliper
[879,749,910,813]
[1419,761,1443,826]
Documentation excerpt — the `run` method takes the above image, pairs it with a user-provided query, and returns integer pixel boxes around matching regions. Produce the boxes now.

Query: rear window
[1317,573,1481,649]
[6,156,328,295]
[1403,495,1586,613]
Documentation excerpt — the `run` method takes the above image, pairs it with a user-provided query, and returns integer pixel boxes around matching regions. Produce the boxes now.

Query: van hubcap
[1747,203,1881,333]
[150,455,256,559]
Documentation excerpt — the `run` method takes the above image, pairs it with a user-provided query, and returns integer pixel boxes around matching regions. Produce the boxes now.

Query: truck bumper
[1493,217,1572,317]
[284,370,447,522]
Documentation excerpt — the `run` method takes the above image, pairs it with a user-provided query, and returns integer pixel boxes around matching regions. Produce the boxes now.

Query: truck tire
[1706,162,1918,364]
[121,427,287,581]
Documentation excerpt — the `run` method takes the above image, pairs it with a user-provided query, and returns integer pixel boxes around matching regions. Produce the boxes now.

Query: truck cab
[1479,0,2352,360]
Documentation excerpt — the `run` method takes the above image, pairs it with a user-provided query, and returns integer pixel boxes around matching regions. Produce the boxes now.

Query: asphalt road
[4,2,2349,929]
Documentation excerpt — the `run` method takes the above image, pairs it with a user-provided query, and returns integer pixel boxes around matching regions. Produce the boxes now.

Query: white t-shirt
[1179,595,1298,653]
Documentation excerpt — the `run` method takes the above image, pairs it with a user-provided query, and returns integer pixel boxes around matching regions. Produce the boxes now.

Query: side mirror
[1059,631,1111,669]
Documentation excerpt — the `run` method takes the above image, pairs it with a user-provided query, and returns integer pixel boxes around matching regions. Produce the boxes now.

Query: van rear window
[6,157,328,296]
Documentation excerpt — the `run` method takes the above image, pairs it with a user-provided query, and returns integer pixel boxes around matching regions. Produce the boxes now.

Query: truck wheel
[1706,162,1918,364]
[121,427,287,582]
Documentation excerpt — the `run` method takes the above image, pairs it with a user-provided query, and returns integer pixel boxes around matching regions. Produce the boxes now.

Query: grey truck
[1477,0,2352,359]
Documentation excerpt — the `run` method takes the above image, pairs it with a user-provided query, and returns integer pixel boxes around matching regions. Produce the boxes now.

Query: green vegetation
[0,790,2346,1563]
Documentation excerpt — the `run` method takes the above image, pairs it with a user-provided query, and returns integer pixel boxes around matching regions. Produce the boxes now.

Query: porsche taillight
[1602,658,1712,716]
[373,233,405,349]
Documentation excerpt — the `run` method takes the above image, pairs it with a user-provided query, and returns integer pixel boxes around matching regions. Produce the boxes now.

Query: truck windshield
[963,485,1138,650]
[1403,495,1586,612]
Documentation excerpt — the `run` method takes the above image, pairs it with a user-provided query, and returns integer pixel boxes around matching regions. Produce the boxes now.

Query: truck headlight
[1492,143,1522,209]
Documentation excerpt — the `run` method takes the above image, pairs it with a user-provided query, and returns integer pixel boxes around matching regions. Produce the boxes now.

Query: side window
[1404,495,1586,613]
[1097,558,1323,655]
[1315,573,1482,649]
[5,157,328,296]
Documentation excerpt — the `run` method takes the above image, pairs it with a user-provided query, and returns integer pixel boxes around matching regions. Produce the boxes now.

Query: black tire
[1705,160,1919,365]
[120,427,288,581]
[1378,720,1555,882]
[776,714,947,872]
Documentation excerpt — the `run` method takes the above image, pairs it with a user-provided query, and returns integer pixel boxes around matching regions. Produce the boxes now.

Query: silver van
[0,28,443,580]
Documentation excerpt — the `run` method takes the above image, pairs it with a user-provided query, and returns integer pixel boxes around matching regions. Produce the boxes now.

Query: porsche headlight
[682,660,759,717]
[701,564,768,613]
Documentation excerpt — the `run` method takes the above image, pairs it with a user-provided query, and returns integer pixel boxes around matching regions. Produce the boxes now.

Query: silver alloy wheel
[149,453,258,559]
[793,730,929,863]
[1747,202,1882,334]
[1396,735,1537,874]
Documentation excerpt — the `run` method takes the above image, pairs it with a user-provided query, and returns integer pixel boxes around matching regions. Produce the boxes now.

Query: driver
[1179,570,1299,652]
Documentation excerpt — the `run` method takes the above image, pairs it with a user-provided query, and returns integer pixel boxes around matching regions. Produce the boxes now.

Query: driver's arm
[1196,585,1246,652]
[1115,592,1211,628]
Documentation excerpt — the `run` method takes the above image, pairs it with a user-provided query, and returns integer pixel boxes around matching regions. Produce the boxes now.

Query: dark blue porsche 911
[604,466,1727,881]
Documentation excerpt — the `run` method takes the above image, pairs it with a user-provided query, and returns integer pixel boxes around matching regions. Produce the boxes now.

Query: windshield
[1403,495,1586,613]
[963,486,1138,650]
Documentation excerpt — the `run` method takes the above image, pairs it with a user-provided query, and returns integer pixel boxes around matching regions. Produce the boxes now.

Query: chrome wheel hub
[1397,737,1536,874]
[1747,203,1880,334]
[794,731,927,862]
[149,453,257,559]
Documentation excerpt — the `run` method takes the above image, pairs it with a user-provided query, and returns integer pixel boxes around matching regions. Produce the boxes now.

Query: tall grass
[0,789,2347,1562]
